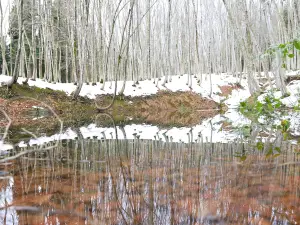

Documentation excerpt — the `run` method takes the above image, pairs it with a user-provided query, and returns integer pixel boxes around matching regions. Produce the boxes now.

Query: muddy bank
[0,84,226,140]
[0,85,95,140]
[96,91,222,127]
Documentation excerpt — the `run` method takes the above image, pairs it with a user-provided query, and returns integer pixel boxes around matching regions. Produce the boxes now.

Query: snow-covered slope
[0,74,250,107]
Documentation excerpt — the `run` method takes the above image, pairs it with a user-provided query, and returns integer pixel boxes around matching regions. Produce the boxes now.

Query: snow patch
[0,74,249,108]
[257,80,300,108]
[0,109,252,151]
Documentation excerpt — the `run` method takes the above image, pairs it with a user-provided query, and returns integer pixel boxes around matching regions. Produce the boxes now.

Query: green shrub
[239,94,282,119]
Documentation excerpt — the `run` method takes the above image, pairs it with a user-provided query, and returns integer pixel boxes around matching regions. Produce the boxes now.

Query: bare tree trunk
[162,0,172,87]
[0,1,9,76]
[275,51,287,95]
[6,0,24,87]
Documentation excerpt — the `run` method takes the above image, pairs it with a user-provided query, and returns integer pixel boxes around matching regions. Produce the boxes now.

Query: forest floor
[0,83,234,141]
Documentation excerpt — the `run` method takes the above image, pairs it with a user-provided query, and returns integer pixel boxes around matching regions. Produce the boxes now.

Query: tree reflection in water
[0,135,300,224]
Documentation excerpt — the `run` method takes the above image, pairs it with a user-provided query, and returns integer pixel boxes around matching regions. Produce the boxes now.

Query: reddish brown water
[0,140,300,224]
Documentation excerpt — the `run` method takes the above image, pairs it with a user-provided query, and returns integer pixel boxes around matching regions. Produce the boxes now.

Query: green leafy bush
[239,94,282,118]
[276,119,291,140]
[256,142,264,151]
[280,119,290,133]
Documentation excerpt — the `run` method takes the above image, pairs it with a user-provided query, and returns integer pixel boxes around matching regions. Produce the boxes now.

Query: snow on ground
[1,72,300,151]
[0,73,250,107]
[0,73,250,151]
[258,80,300,107]
[224,88,251,108]
[257,70,300,108]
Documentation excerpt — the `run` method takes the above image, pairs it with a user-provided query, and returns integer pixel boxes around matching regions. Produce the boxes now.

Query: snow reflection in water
[0,176,17,224]
[0,137,300,225]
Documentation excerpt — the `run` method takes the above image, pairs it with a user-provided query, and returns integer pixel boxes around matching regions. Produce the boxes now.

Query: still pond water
[1,134,300,225]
